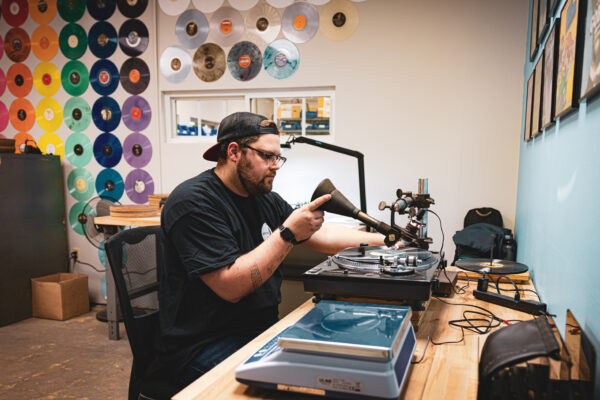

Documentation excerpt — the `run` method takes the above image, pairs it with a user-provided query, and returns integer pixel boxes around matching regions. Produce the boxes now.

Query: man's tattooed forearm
[250,263,262,290]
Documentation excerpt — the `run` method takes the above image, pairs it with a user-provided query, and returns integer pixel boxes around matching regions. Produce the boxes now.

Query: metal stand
[102,226,121,340]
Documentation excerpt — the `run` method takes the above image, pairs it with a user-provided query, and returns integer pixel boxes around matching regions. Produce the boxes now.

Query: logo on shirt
[261,222,272,240]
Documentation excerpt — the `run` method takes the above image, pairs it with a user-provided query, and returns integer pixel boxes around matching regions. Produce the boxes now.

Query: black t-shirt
[158,169,293,372]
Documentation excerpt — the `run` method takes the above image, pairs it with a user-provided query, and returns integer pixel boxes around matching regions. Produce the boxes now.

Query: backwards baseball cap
[203,112,280,161]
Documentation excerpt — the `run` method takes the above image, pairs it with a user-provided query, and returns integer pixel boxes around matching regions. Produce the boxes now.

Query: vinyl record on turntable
[13,132,36,153]
[94,132,122,168]
[58,0,86,22]
[31,25,59,61]
[192,0,222,13]
[36,98,63,132]
[455,258,529,275]
[320,0,359,42]
[117,0,148,18]
[122,95,151,131]
[67,167,95,201]
[88,21,118,58]
[332,245,438,275]
[120,57,150,94]
[7,63,33,97]
[87,0,117,20]
[227,41,262,81]
[5,28,31,62]
[245,2,281,43]
[193,43,226,82]
[2,0,28,27]
[263,39,299,80]
[158,0,189,16]
[123,132,152,168]
[90,59,119,95]
[63,97,91,132]
[92,96,121,132]
[281,2,319,43]
[0,102,8,132]
[30,0,58,24]
[229,0,258,11]
[66,132,93,167]
[9,98,35,132]
[33,62,61,97]
[176,9,209,49]
[125,168,154,204]
[95,168,124,201]
[209,7,245,48]
[118,19,149,57]
[159,46,192,83]
[59,23,87,59]
[61,60,89,96]
[38,132,65,160]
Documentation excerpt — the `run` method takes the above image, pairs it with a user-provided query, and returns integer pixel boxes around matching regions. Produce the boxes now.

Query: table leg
[103,227,120,340]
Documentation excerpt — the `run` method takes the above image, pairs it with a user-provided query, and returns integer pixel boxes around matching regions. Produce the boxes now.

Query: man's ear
[227,142,241,162]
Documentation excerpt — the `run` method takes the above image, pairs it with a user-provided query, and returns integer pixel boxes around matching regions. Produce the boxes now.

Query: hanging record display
[2,0,28,27]
[36,98,63,132]
[125,168,154,204]
[63,97,91,131]
[69,201,95,235]
[227,41,262,81]
[95,168,124,201]
[33,62,61,97]
[120,57,150,94]
[281,2,319,43]
[192,0,222,13]
[5,28,31,62]
[263,39,299,80]
[122,95,151,131]
[159,46,192,83]
[66,132,93,167]
[245,3,281,43]
[158,0,189,16]
[31,25,59,61]
[229,0,258,11]
[92,96,121,132]
[266,0,294,8]
[117,0,147,18]
[123,132,152,168]
[7,63,33,97]
[57,0,85,22]
[94,132,122,168]
[59,23,87,59]
[118,19,149,57]
[29,0,58,24]
[87,0,117,20]
[38,132,65,160]
[0,102,8,132]
[320,0,359,42]
[193,43,226,82]
[90,59,119,95]
[9,98,35,132]
[0,70,4,97]
[209,7,245,48]
[67,168,95,201]
[13,132,36,153]
[176,9,209,49]
[61,60,89,96]
[88,21,118,58]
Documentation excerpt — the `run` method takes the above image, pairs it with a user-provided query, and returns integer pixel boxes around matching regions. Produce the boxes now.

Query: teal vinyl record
[66,132,93,167]
[64,97,92,132]
[69,201,96,236]
[263,39,299,80]
[59,23,87,59]
[61,60,89,96]
[58,0,86,22]
[95,168,124,201]
[67,168,95,201]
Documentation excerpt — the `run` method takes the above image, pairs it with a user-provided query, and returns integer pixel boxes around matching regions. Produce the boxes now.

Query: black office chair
[105,226,179,400]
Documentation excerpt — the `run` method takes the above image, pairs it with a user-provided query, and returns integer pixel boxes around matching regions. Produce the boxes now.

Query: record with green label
[61,60,89,96]
[57,0,86,22]
[59,23,87,59]
[67,167,95,201]
[64,97,91,132]
[66,132,93,167]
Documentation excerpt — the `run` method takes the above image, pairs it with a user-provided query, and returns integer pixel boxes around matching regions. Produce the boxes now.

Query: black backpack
[464,207,503,228]
[452,223,516,265]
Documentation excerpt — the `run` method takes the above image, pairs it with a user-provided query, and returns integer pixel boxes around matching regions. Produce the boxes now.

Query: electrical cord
[411,336,430,364]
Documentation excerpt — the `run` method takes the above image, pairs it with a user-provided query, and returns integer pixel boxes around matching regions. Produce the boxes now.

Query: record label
[122,95,151,131]
[192,0,222,13]
[120,57,150,94]
[282,2,319,43]
[57,0,86,22]
[13,132,37,153]
[123,132,152,167]
[227,41,262,81]
[117,0,148,18]
[3,0,28,27]
[36,98,63,132]
[59,23,87,59]
[38,132,65,160]
[118,19,149,57]
[176,9,209,49]
[160,46,192,83]
[245,3,281,43]
[30,0,58,24]
[69,201,95,236]
[94,132,122,168]
[33,62,61,97]
[90,59,119,95]
[89,21,118,58]
[264,39,299,80]
[95,168,124,201]
[0,102,8,132]
[320,0,359,42]
[66,132,93,167]
[7,63,33,97]
[64,97,91,132]
[87,0,117,20]
[92,96,121,132]
[5,28,31,62]
[31,25,59,61]
[9,99,35,132]
[67,167,95,201]
[209,7,244,47]
[125,168,154,204]
[193,43,226,82]
[61,60,89,96]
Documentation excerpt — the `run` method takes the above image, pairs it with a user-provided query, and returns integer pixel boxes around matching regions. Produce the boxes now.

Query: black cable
[74,259,105,273]
[411,336,430,364]
[488,283,542,301]
[424,209,444,257]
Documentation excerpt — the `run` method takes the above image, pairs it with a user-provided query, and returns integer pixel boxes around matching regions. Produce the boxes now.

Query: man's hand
[283,194,331,242]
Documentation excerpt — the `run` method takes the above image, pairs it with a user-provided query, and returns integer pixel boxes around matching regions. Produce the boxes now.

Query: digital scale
[235,301,416,400]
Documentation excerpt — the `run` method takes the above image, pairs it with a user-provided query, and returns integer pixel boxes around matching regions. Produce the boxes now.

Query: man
[159,112,385,388]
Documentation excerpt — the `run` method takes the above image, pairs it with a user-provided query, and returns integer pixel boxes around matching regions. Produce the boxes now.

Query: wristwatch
[279,225,306,245]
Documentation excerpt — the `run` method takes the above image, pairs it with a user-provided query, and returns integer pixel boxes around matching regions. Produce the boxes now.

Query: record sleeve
[209,6,245,48]
[120,57,150,94]
[193,43,226,82]
[2,0,28,27]
[90,59,119,95]
[29,0,58,24]
[5,28,31,62]
[118,19,149,57]
[7,63,33,97]
[57,0,86,22]
[123,132,152,168]
[159,46,192,83]
[263,39,299,79]
[117,0,147,18]
[33,61,61,97]
[281,2,319,43]
[9,99,35,132]
[94,132,122,168]
[61,60,89,96]
[31,25,59,61]
[95,168,124,201]
[59,23,87,59]
[122,95,151,131]
[227,41,262,81]
[88,21,118,58]
[92,96,121,132]
[38,132,65,160]
[176,9,209,49]
[65,132,93,167]
[87,0,117,20]
[36,97,63,132]
[63,97,91,132]
[125,168,154,204]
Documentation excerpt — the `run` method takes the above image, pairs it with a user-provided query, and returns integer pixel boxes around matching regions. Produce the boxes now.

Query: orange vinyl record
[9,98,35,132]
[13,132,36,153]
[31,25,59,61]
[7,62,33,97]
[29,0,57,24]
[5,27,31,62]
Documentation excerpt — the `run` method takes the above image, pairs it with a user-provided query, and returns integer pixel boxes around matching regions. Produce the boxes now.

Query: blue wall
[517,0,600,394]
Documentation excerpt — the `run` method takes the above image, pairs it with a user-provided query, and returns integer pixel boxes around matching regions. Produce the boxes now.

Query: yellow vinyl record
[13,131,36,153]
[33,61,61,97]
[319,0,359,42]
[38,132,65,160]
[31,25,59,61]
[36,97,63,131]
[29,0,57,24]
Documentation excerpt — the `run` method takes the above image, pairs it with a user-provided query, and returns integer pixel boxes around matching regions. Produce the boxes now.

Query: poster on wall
[580,0,600,100]
[539,0,550,40]
[525,72,535,141]
[531,0,540,61]
[542,21,560,128]
[532,55,544,136]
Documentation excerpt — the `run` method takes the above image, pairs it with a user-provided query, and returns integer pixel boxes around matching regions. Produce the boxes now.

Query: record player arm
[301,224,386,254]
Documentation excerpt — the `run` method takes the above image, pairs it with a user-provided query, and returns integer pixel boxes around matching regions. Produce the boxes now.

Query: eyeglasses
[242,144,287,167]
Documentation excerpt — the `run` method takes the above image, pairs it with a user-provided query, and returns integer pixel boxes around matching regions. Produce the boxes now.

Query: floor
[0,306,131,400]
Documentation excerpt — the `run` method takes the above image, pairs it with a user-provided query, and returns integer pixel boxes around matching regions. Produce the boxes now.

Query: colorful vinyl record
[9,98,35,132]
[29,0,58,24]
[59,23,87,59]
[281,2,319,43]
[13,132,36,153]
[176,9,209,49]
[33,62,61,97]
[65,132,93,167]
[61,60,89,96]
[227,41,262,81]
[159,46,192,83]
[319,0,359,42]
[266,0,294,7]
[123,132,152,168]
[263,39,299,80]
[92,96,121,132]
[120,57,150,94]
[88,21,118,58]
[122,95,151,131]
[229,0,258,11]
[57,0,85,22]
[193,43,226,82]
[90,59,119,95]
[117,0,147,18]
[63,97,91,132]
[245,2,281,43]
[67,167,95,201]
[31,25,59,61]
[158,0,189,16]
[7,63,33,97]
[0,36,4,60]
[36,98,63,132]
[94,132,122,168]
[192,0,222,13]
[118,19,149,57]
[125,168,154,204]
[87,0,116,20]
[2,0,28,27]
[38,132,65,160]
[5,28,31,62]
[69,201,95,235]
[95,168,124,201]
[209,7,245,48]
[0,102,8,132]
[0,70,4,97]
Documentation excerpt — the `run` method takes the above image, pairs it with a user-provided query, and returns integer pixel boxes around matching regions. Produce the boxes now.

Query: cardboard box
[32,273,89,321]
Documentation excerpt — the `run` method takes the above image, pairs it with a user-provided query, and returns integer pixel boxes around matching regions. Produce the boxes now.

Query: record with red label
[90,58,119,95]
[6,63,33,97]
[120,57,150,94]
[92,96,121,132]
[9,98,35,132]
[2,0,28,27]
[281,2,319,43]
[125,168,154,204]
[122,95,151,131]
[209,7,245,48]
[123,132,152,168]
[33,61,61,97]
[5,28,31,62]
[118,18,149,57]
[227,41,262,81]
[31,25,60,62]
[30,0,58,24]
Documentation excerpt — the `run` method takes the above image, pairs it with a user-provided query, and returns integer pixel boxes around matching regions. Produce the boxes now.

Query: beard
[237,156,274,195]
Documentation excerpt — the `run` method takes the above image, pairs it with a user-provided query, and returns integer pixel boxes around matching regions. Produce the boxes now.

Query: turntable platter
[334,246,437,275]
